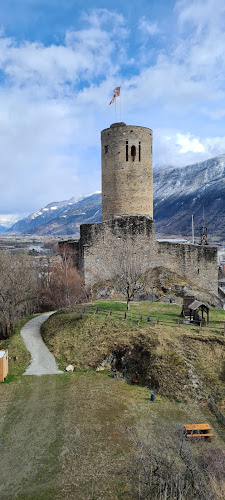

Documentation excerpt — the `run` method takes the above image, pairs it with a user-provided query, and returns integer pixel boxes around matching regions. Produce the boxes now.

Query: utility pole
[200,207,208,245]
[192,214,194,244]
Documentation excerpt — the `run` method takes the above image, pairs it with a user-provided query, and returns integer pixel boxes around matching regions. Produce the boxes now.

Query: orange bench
[184,423,213,438]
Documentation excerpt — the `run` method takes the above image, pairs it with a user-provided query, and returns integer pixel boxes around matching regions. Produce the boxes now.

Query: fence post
[209,393,225,427]
[138,315,142,325]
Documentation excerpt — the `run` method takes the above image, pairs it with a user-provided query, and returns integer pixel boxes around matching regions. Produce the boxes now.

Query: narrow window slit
[131,145,136,161]
[139,142,141,161]
[126,140,128,161]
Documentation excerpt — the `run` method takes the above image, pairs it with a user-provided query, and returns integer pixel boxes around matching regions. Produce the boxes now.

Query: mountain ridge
[7,154,225,241]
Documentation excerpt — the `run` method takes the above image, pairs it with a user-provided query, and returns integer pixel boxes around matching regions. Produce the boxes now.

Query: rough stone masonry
[59,122,218,297]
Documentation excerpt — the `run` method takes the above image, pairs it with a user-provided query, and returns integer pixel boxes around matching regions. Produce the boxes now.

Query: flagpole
[120,86,121,121]
[115,97,116,122]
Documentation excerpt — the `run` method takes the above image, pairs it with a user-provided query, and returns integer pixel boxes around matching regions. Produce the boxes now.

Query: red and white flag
[109,86,121,105]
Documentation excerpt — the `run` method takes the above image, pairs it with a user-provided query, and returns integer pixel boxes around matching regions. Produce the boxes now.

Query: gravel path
[21,313,63,376]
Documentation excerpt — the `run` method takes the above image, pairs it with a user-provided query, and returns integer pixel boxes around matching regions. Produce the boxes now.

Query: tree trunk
[126,297,131,310]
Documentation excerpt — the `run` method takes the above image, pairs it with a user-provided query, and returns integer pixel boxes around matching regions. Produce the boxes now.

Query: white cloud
[0,214,21,227]
[153,128,225,167]
[139,17,160,36]
[0,9,127,92]
[202,107,225,120]
[1,3,225,223]
[124,0,225,115]
[175,0,225,84]
[176,133,205,153]
[0,10,127,216]
[176,0,225,33]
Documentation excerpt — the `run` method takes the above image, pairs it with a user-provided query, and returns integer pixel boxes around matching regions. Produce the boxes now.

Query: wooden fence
[209,393,225,427]
[78,304,225,334]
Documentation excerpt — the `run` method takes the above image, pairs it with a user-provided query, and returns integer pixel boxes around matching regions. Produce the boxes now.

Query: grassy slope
[0,316,36,382]
[0,372,224,500]
[41,301,225,399]
[0,305,224,499]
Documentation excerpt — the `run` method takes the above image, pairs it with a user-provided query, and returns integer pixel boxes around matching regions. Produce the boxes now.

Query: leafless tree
[39,254,85,310]
[126,427,225,500]
[0,252,40,338]
[97,235,150,310]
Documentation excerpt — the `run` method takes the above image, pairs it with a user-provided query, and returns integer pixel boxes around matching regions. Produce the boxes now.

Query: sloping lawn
[0,372,224,500]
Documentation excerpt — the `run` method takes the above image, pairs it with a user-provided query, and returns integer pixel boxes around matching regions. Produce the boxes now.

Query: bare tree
[93,234,150,310]
[115,237,150,309]
[39,255,85,310]
[0,252,40,338]
[126,427,225,500]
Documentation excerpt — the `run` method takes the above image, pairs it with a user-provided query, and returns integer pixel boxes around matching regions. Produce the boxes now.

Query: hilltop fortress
[60,122,218,298]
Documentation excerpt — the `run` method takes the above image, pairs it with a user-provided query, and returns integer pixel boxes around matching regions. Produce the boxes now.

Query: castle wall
[101,123,153,221]
[80,216,218,296]
[59,121,218,300]
[156,241,218,295]
[80,216,156,285]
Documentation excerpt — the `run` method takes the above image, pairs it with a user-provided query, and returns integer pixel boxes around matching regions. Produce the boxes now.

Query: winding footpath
[21,312,63,376]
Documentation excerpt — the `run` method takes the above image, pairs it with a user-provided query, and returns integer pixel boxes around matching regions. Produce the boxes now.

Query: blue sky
[1,0,225,226]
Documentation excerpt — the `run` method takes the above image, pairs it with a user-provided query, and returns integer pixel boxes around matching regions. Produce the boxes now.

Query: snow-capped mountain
[7,155,225,240]
[153,155,225,239]
[8,193,102,237]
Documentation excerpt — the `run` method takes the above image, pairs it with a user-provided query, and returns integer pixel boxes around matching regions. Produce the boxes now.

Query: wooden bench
[184,423,213,438]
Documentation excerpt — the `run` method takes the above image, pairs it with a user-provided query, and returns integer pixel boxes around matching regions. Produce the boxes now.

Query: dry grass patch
[41,302,225,400]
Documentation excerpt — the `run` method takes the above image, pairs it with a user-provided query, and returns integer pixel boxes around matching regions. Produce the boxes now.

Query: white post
[120,86,122,121]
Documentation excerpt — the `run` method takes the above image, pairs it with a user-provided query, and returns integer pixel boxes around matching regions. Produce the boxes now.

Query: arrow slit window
[131,145,136,161]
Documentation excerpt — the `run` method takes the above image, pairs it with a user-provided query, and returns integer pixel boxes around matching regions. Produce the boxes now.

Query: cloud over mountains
[0,1,225,226]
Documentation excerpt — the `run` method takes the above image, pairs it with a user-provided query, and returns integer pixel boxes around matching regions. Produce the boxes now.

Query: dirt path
[21,313,63,375]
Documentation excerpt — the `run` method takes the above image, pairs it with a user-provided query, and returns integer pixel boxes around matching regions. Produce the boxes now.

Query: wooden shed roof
[188,300,209,311]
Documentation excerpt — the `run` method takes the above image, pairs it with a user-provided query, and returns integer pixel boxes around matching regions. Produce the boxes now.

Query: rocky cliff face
[8,155,225,241]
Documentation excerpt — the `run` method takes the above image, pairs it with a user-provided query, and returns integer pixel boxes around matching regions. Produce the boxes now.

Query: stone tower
[101,122,153,221]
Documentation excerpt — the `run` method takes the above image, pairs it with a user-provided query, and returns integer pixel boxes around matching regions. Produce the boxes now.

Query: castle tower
[101,122,153,221]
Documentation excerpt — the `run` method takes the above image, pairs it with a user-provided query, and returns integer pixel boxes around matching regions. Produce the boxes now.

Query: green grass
[0,305,224,499]
[41,300,225,400]
[0,372,224,500]
[87,299,225,326]
[0,315,38,382]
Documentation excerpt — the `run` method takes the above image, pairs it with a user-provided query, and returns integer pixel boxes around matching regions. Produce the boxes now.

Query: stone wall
[79,215,218,296]
[101,123,153,221]
[58,119,218,301]
[157,241,218,295]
